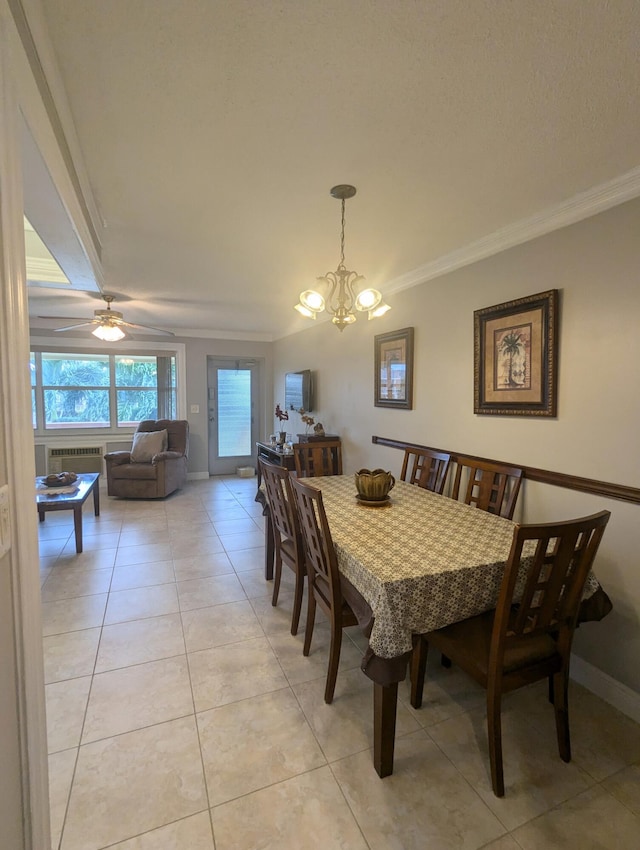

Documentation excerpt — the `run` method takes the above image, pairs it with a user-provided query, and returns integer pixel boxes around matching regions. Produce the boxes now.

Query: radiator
[47,446,103,474]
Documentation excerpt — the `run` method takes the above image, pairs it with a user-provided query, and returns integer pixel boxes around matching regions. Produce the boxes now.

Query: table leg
[373,681,398,777]
[38,508,45,523]
[92,479,100,516]
[73,506,83,553]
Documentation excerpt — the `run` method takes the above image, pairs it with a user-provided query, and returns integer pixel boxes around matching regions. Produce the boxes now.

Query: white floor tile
[104,584,179,624]
[40,478,640,850]
[82,656,193,742]
[62,718,207,850]
[96,613,185,672]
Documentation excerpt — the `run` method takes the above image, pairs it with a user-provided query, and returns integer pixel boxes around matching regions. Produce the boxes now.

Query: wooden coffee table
[36,472,101,554]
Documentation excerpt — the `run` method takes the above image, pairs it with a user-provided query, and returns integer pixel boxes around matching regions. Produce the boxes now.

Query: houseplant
[296,407,326,441]
[274,404,289,445]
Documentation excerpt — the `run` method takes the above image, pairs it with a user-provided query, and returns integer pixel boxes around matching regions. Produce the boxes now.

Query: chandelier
[295,185,390,331]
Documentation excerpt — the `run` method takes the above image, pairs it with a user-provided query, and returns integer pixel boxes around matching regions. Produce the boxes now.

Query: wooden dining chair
[410,509,611,797]
[437,456,523,669]
[293,440,343,477]
[451,456,523,520]
[400,447,451,494]
[259,459,306,636]
[290,477,358,703]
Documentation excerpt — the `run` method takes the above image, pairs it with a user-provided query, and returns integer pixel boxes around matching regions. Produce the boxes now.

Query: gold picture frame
[374,327,414,409]
[474,290,558,417]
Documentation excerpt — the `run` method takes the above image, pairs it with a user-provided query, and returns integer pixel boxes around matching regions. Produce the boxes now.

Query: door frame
[0,15,50,847]
[207,356,263,476]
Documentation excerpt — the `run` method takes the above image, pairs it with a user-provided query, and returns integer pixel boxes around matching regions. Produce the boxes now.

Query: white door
[207,358,260,475]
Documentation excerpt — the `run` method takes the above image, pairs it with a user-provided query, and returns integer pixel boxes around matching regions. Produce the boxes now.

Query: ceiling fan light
[368,301,391,319]
[93,324,125,341]
[294,302,316,319]
[355,288,382,311]
[299,289,325,312]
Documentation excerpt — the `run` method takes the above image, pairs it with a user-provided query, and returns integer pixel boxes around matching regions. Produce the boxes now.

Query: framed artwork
[374,327,414,409]
[474,289,558,417]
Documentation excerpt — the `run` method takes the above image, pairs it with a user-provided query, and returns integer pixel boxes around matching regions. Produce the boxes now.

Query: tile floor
[39,476,640,849]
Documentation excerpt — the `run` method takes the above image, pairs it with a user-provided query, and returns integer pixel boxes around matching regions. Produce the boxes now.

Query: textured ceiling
[26,0,640,339]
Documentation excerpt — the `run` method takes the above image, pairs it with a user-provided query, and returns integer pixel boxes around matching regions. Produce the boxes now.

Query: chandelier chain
[340,199,346,267]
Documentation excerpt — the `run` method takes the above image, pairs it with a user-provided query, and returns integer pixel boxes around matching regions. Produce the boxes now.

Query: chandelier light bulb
[355,288,382,311]
[294,303,316,319]
[299,289,325,312]
[332,313,356,328]
[368,301,391,319]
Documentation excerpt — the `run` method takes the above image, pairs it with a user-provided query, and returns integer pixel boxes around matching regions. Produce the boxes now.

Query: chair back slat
[492,511,611,659]
[513,536,554,632]
[451,456,523,519]
[293,440,343,477]
[400,447,451,494]
[290,478,343,614]
[259,458,299,543]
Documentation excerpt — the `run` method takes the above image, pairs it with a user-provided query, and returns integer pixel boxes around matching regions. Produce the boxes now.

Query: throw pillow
[130,429,168,463]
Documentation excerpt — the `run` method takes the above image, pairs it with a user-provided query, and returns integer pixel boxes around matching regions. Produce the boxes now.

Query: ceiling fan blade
[52,321,97,332]
[118,320,175,336]
[37,315,93,321]
[37,295,173,336]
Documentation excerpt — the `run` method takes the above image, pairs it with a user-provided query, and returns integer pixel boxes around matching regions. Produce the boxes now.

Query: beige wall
[27,333,274,478]
[273,197,640,694]
[173,335,273,475]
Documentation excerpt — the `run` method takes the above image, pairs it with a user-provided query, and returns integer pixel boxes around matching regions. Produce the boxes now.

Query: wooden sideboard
[255,440,296,470]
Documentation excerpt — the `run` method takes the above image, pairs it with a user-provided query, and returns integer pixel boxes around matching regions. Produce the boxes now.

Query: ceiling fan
[41,295,175,341]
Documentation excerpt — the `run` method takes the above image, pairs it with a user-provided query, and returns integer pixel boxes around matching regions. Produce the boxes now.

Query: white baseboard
[571,655,640,724]
[187,471,210,481]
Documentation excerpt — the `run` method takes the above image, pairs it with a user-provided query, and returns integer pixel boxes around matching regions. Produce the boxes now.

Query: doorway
[207,357,260,476]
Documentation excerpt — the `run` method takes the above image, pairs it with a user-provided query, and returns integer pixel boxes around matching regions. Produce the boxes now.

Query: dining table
[298,475,609,778]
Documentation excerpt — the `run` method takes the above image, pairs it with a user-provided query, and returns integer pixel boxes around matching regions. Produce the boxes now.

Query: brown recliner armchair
[104,419,189,498]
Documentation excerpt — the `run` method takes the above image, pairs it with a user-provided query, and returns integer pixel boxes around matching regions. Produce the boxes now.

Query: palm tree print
[499,330,525,388]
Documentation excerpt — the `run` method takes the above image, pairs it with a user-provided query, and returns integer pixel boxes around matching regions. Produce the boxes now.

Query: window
[31,350,177,432]
[115,355,175,426]
[42,352,110,428]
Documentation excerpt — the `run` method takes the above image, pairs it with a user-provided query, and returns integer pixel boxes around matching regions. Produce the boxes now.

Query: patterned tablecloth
[302,476,600,660]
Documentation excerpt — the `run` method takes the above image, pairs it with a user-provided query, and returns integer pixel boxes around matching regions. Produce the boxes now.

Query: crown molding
[385,166,640,295]
[173,328,275,342]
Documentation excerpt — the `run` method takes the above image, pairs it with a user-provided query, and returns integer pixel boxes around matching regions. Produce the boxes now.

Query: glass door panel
[207,358,259,475]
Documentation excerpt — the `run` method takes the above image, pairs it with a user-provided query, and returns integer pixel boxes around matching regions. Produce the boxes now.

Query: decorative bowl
[354,468,395,501]
[44,472,78,487]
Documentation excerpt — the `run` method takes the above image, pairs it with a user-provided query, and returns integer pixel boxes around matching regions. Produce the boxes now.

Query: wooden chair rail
[372,436,640,506]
